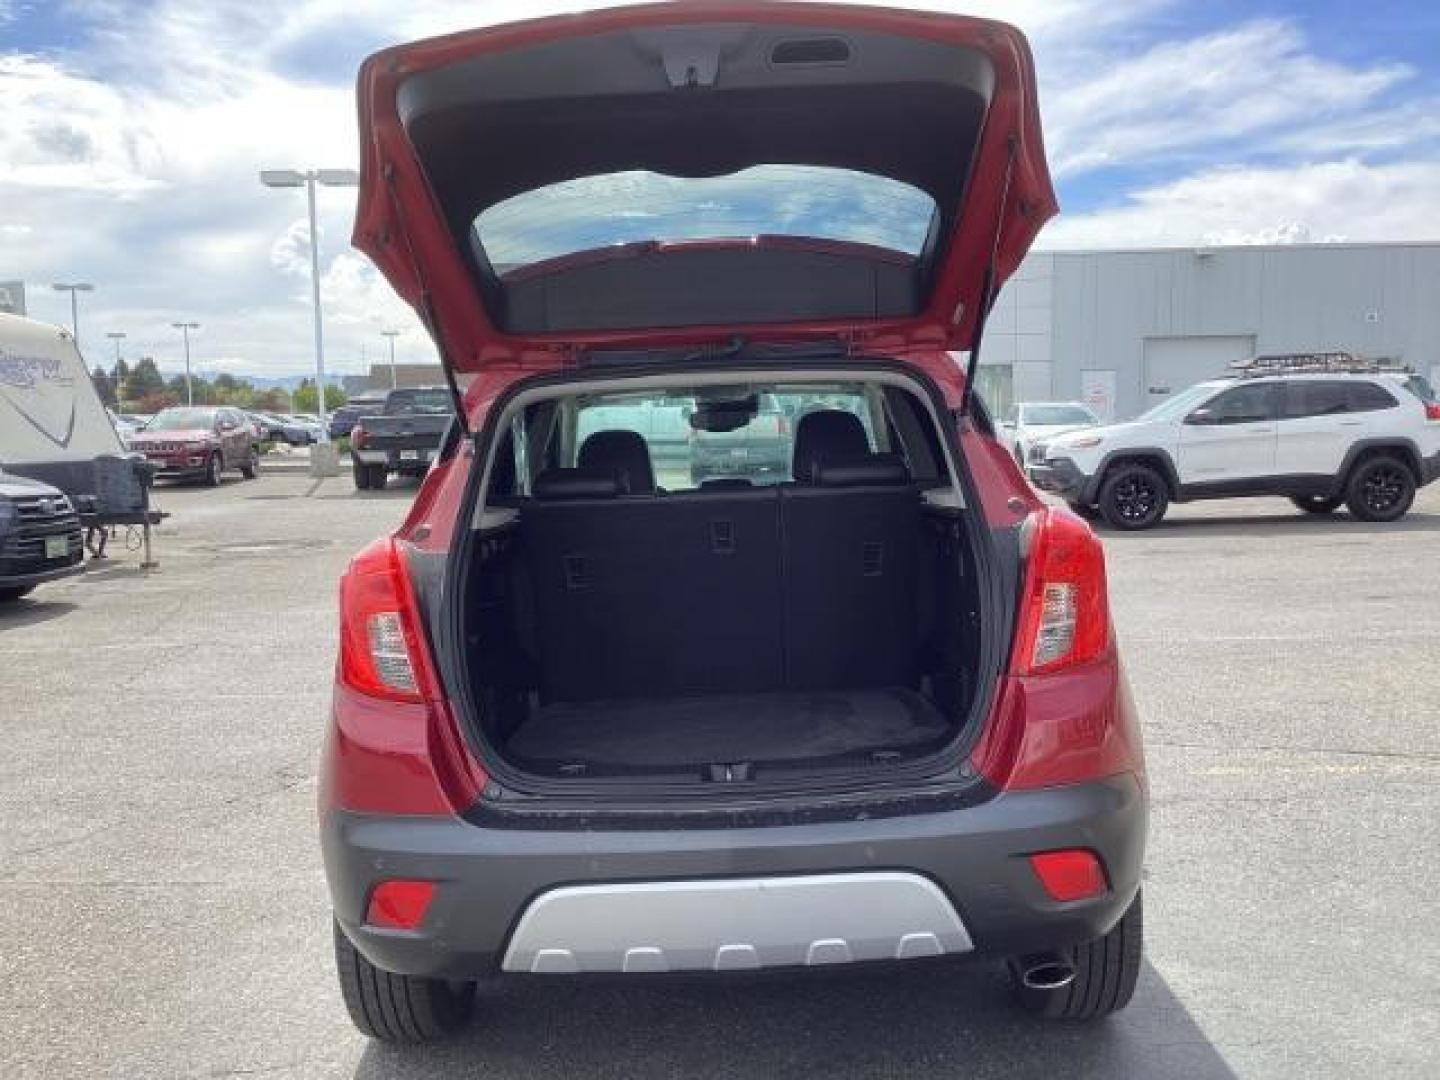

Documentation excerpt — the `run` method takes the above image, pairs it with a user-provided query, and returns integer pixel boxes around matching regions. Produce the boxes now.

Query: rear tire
[367,464,388,490]
[333,921,475,1043]
[1344,455,1415,522]
[203,452,222,487]
[1290,494,1341,514]
[1097,464,1168,530]
[1010,890,1143,1020]
[240,449,260,480]
[353,461,372,490]
[0,585,37,603]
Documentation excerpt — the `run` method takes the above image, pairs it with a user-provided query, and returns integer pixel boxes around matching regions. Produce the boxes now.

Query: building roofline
[1032,239,1440,257]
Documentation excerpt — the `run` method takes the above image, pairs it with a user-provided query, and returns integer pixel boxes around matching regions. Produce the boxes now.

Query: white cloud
[1044,20,1414,177]
[1039,160,1440,249]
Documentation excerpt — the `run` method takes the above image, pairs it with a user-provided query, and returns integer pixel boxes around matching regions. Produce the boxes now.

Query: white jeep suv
[1031,371,1440,529]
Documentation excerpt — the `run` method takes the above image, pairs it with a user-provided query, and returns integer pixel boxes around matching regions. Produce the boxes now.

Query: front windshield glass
[476,166,937,271]
[1137,384,1220,422]
[147,408,217,431]
[1022,405,1096,425]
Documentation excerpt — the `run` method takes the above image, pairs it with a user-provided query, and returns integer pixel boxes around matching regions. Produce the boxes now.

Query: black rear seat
[779,455,920,691]
[524,478,782,702]
[521,415,919,703]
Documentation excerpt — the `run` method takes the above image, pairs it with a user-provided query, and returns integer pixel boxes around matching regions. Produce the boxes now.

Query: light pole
[52,283,95,348]
[380,330,401,390]
[259,167,359,441]
[172,322,199,405]
[105,332,126,403]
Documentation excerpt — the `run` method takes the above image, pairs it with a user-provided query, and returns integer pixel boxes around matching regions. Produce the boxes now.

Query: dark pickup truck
[349,388,454,490]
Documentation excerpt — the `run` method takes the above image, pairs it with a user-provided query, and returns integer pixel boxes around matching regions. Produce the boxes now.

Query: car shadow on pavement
[332,478,426,501]
[1098,510,1440,541]
[353,961,1237,1080]
[0,598,78,631]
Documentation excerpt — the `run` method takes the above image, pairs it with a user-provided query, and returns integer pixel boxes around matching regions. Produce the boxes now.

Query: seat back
[779,457,920,690]
[522,478,782,702]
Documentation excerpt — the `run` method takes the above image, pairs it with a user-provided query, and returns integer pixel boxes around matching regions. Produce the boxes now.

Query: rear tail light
[1425,402,1440,422]
[351,424,368,449]
[1010,508,1109,675]
[366,879,437,930]
[338,539,428,703]
[970,508,1143,791]
[324,538,487,815]
[1030,850,1108,902]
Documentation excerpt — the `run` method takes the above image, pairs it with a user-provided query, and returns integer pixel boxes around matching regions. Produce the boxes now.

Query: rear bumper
[324,773,1146,979]
[351,447,437,469]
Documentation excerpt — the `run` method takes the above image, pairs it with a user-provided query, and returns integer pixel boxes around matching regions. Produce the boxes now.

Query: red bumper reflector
[1029,849,1108,902]
[365,880,437,930]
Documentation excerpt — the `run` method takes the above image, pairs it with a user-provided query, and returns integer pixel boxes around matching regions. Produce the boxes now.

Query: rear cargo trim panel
[500,871,973,973]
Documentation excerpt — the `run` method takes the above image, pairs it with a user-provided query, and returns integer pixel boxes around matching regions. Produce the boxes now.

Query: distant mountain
[156,371,348,390]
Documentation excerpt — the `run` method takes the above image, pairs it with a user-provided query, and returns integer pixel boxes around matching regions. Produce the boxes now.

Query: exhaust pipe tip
[1019,954,1077,992]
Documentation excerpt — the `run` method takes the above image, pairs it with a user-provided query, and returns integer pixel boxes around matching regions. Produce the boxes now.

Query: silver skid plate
[502,872,973,974]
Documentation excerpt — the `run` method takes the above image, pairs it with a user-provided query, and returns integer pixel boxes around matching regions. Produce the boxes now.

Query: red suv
[322,3,1147,1045]
[129,406,260,485]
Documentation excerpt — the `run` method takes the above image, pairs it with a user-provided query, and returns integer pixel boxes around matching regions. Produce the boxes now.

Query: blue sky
[2,0,1438,375]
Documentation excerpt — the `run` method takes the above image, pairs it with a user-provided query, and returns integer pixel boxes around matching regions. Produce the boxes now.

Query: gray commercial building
[979,242,1440,421]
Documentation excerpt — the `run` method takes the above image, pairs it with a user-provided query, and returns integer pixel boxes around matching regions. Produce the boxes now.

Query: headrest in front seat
[578,430,655,495]
[791,409,870,483]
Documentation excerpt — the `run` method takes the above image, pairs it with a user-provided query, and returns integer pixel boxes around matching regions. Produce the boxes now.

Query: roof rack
[1229,352,1413,377]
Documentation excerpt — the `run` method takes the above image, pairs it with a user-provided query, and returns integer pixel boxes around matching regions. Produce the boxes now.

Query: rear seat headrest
[533,467,622,500]
[578,429,655,495]
[813,453,912,488]
[792,410,870,482]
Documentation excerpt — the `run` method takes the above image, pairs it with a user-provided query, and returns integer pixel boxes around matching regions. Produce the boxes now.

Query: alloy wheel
[1361,465,1406,514]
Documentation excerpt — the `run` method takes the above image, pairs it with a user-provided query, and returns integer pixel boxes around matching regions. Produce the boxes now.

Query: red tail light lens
[1030,850,1108,902]
[1424,402,1440,422]
[351,424,368,449]
[366,880,436,930]
[1010,508,1110,675]
[324,539,487,815]
[338,539,427,703]
[970,508,1143,791]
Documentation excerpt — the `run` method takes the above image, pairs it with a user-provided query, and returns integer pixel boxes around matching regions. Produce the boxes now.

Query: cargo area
[453,374,988,785]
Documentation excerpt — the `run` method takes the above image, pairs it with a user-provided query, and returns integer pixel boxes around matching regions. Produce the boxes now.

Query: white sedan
[998,401,1101,467]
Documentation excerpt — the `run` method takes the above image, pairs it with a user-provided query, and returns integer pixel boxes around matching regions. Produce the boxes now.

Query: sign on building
[0,281,26,316]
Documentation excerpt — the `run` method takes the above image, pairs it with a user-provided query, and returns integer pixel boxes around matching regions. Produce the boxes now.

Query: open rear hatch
[352,1,1056,378]
[349,4,1055,795]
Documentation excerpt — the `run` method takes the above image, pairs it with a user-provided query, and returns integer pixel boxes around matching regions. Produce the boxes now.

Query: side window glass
[1348,381,1397,412]
[1208,384,1275,424]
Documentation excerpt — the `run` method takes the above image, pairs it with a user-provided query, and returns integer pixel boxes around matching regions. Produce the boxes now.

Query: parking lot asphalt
[1,472,1437,1079]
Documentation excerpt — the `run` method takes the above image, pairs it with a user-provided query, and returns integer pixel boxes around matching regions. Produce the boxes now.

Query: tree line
[90,358,347,415]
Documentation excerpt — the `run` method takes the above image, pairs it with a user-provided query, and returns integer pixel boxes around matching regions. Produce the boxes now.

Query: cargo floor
[505,687,950,770]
